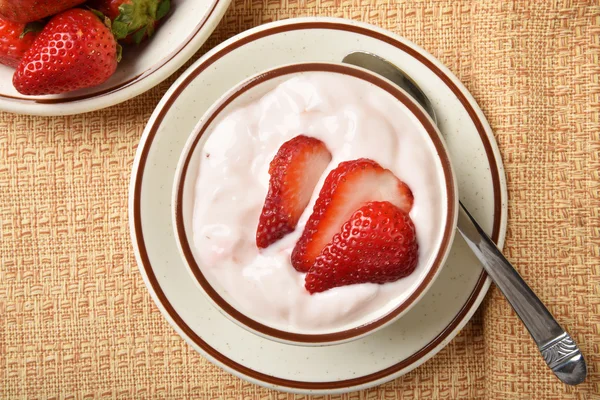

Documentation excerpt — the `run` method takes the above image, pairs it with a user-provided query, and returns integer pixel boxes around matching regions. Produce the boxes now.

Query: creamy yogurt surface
[190,71,447,334]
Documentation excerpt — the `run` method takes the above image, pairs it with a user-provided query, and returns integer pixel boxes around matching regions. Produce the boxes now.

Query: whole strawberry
[305,201,419,294]
[0,0,85,23]
[89,0,171,44]
[0,18,41,68]
[13,9,119,96]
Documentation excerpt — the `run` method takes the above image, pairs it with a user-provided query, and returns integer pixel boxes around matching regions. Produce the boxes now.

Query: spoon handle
[457,203,587,385]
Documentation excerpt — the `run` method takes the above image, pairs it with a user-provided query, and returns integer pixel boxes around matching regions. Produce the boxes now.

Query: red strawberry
[89,0,171,44]
[0,0,85,24]
[13,9,119,96]
[305,201,418,294]
[256,135,332,249]
[291,158,413,272]
[0,18,41,68]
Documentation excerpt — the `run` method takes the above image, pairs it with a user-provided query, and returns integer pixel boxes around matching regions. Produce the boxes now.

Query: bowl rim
[0,0,231,116]
[173,61,459,346]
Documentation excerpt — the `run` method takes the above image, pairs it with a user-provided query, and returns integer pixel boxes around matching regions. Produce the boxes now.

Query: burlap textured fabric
[1,0,598,398]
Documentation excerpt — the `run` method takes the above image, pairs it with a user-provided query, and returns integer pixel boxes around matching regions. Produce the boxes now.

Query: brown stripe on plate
[133,21,503,390]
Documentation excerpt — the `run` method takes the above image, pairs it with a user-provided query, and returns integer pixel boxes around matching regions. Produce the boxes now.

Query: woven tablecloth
[1,0,599,398]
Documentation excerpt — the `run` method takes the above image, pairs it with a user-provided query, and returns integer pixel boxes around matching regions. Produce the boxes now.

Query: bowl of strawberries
[172,62,459,346]
[0,0,231,115]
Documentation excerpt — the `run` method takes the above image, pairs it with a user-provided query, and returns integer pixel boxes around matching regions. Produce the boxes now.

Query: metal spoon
[342,51,587,386]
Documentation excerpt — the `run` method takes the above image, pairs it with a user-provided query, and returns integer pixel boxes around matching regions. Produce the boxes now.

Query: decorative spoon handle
[458,204,586,385]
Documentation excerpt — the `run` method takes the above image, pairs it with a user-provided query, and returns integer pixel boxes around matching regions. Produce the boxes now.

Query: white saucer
[129,18,508,394]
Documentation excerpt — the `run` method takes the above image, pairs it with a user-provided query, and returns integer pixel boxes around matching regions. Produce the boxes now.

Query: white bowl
[172,62,459,346]
[0,0,231,116]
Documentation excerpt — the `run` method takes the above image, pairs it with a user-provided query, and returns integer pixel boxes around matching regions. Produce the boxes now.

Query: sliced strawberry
[305,201,418,294]
[256,135,332,249]
[291,158,413,272]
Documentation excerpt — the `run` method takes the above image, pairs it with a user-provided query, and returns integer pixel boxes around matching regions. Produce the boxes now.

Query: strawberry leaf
[131,26,148,45]
[146,21,155,38]
[114,0,157,36]
[111,20,130,40]
[116,44,123,63]
[20,21,44,39]
[156,0,171,20]
[116,3,135,24]
[108,0,167,42]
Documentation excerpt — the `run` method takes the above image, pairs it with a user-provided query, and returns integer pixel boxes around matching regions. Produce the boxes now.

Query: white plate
[129,17,508,394]
[0,0,231,116]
